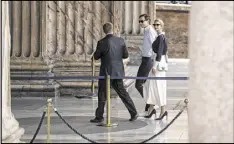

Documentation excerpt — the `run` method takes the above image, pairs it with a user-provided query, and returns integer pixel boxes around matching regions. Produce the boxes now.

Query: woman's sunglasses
[153,24,161,27]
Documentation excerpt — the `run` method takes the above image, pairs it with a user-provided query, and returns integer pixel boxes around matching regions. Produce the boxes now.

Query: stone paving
[11,59,189,143]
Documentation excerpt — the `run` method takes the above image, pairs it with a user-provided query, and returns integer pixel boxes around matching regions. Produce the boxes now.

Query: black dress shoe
[90,118,104,123]
[129,114,139,121]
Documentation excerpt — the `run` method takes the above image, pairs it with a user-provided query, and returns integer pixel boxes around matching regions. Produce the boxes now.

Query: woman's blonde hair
[154,18,164,28]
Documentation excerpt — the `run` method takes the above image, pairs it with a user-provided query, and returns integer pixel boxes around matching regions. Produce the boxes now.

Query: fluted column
[74,1,84,55]
[132,1,140,35]
[121,1,155,35]
[56,1,66,56]
[2,1,24,143]
[31,1,40,57]
[140,1,148,34]
[65,1,75,55]
[11,1,22,57]
[148,1,156,25]
[188,1,233,143]
[82,1,93,56]
[22,1,31,57]
[46,1,57,58]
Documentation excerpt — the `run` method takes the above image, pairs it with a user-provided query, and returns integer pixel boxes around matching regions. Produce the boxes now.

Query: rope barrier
[52,106,98,143]
[11,75,188,80]
[30,108,47,143]
[140,105,187,143]
[23,73,189,143]
[51,103,187,143]
[27,98,188,143]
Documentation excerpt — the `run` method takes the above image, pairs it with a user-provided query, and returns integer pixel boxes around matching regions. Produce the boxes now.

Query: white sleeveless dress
[143,55,167,108]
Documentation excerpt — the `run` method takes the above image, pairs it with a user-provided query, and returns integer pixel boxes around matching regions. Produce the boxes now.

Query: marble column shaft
[2,1,24,143]
[121,1,156,35]
[188,1,233,143]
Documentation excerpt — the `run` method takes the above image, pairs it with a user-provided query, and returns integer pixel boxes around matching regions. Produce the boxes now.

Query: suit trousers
[135,57,154,111]
[95,79,138,119]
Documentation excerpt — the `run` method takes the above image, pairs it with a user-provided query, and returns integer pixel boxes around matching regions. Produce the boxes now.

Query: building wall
[9,1,155,96]
[156,3,190,58]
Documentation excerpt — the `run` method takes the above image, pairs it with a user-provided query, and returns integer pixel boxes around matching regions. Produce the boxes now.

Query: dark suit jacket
[93,34,128,77]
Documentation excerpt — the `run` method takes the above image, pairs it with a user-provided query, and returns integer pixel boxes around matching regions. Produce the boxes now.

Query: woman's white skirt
[143,56,167,108]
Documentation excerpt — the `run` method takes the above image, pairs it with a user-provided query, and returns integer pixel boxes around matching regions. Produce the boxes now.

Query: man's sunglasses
[139,20,145,23]
[153,24,161,27]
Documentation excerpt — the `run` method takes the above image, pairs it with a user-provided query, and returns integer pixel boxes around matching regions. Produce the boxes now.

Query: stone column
[188,1,233,143]
[2,1,24,143]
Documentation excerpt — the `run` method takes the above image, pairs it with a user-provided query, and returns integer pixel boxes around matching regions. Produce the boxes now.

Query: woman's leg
[160,78,167,116]
[148,104,155,114]
[155,70,167,118]
[159,105,166,117]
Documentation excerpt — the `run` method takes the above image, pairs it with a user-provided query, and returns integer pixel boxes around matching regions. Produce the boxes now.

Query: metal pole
[106,75,111,126]
[91,57,95,95]
[97,75,118,127]
[47,98,52,143]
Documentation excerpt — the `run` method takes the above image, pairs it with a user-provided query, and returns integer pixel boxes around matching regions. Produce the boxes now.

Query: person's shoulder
[157,33,165,39]
[157,33,168,41]
[112,35,125,41]
[99,36,107,43]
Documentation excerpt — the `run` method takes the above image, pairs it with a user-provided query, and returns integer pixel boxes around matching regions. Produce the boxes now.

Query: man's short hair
[103,22,113,34]
[139,14,150,21]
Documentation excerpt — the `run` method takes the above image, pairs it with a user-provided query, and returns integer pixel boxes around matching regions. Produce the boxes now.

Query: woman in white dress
[143,19,168,120]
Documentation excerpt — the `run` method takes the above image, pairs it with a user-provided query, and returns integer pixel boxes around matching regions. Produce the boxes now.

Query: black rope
[47,99,188,143]
[52,106,186,143]
[53,108,98,143]
[30,109,47,143]
[140,106,187,143]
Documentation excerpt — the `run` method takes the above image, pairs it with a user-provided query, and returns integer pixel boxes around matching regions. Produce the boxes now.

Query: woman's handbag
[157,51,168,71]
[157,59,168,71]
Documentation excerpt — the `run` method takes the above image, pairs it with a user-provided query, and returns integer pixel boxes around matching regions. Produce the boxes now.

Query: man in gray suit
[90,22,138,123]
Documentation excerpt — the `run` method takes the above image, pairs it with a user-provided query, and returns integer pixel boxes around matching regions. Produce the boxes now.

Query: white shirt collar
[106,32,113,35]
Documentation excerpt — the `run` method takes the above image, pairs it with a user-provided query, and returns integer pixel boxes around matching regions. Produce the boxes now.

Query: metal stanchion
[98,75,118,127]
[47,98,52,143]
[91,57,95,96]
[106,75,111,126]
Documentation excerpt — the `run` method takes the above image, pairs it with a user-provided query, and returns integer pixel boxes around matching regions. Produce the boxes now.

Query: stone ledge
[156,3,191,11]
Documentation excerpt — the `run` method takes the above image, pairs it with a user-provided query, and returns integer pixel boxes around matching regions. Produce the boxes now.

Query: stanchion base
[97,123,118,127]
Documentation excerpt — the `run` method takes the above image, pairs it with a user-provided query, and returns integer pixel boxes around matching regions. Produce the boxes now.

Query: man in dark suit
[90,22,138,123]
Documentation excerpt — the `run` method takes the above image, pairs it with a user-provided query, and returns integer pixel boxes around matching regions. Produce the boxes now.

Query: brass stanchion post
[98,75,118,127]
[47,98,52,143]
[106,75,111,126]
[91,57,95,95]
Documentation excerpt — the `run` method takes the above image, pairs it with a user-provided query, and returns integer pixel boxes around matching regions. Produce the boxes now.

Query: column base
[2,113,25,143]
[2,128,25,143]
